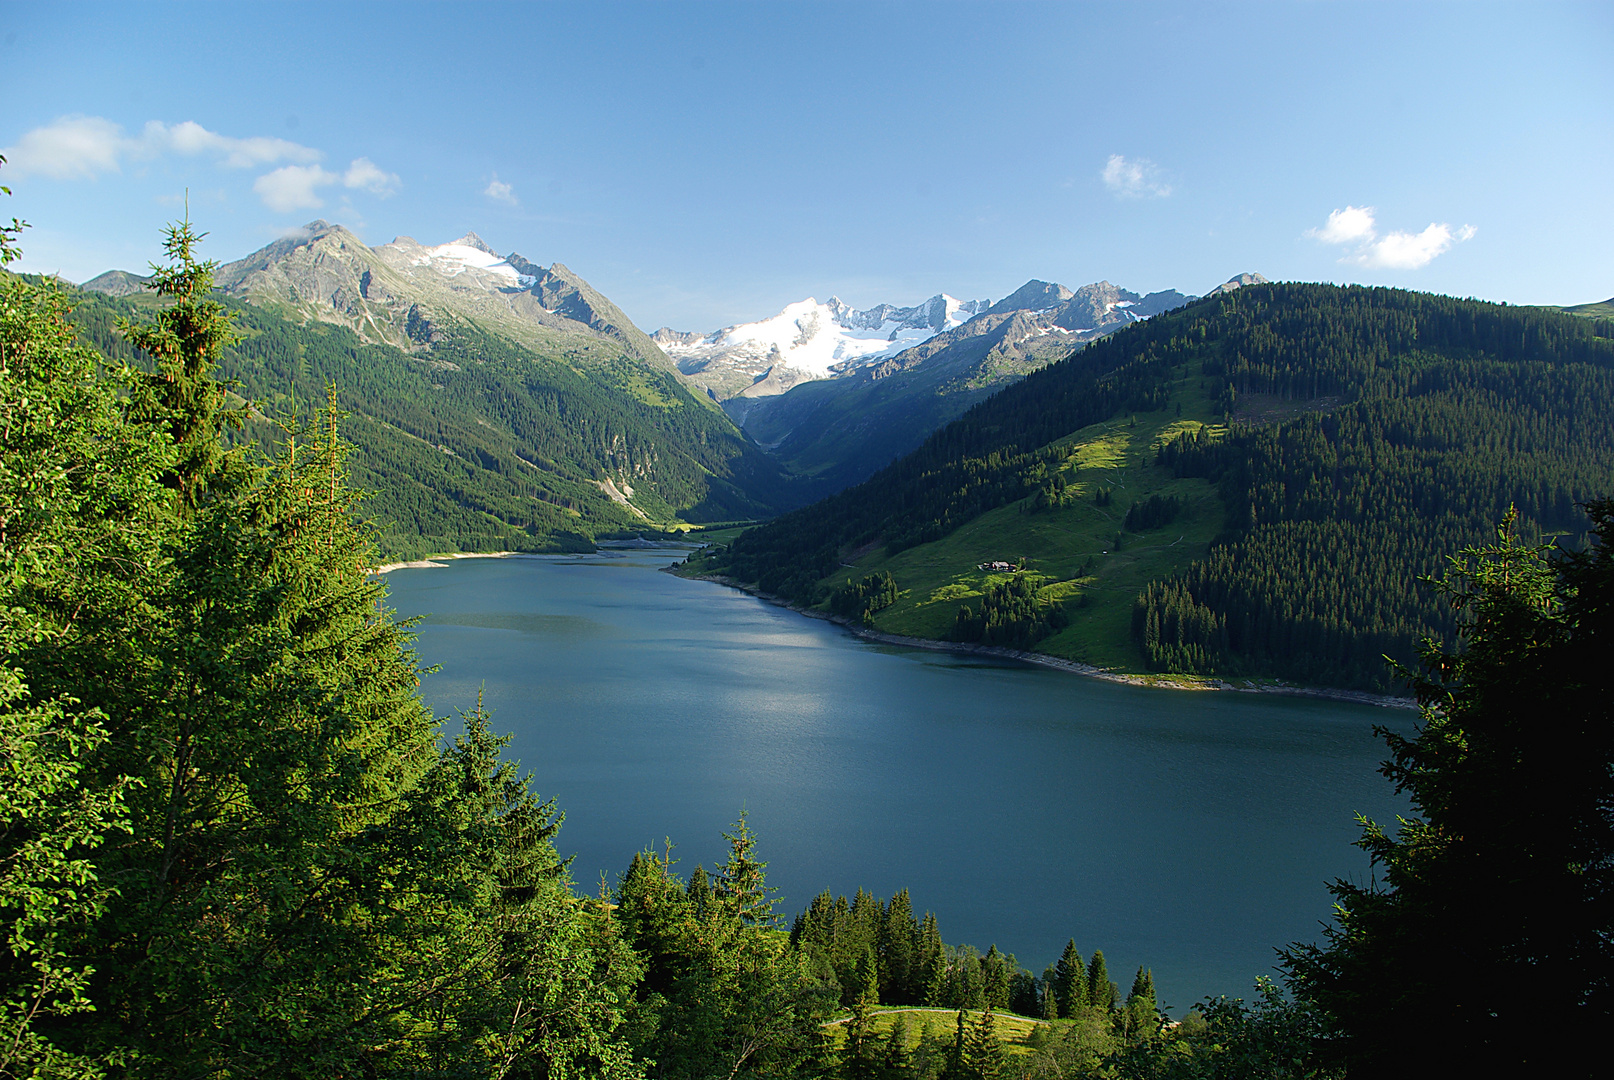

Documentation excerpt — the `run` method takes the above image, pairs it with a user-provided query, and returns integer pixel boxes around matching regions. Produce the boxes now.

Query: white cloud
[0,115,321,178]
[2,115,132,178]
[1,116,401,214]
[1308,205,1378,245]
[1356,222,1477,270]
[145,120,320,169]
[484,175,518,205]
[1101,154,1172,199]
[253,165,337,212]
[343,157,399,196]
[1307,205,1476,270]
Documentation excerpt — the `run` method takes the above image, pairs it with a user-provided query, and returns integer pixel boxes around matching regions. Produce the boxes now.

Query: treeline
[63,283,800,557]
[951,576,1070,648]
[829,571,898,623]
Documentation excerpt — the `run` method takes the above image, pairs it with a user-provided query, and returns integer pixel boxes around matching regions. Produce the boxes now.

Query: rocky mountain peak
[987,280,1076,316]
[1205,272,1269,297]
[451,232,499,256]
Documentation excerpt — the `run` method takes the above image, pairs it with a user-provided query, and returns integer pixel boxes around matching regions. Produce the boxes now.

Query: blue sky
[4,1,1610,330]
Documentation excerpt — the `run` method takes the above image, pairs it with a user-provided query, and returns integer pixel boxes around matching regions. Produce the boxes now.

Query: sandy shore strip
[370,551,518,575]
[673,568,1416,710]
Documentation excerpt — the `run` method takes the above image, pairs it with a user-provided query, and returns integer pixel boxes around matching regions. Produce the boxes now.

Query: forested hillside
[61,285,805,557]
[690,283,1614,691]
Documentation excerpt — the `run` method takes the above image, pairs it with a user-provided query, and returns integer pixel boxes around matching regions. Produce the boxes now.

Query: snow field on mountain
[662,294,981,378]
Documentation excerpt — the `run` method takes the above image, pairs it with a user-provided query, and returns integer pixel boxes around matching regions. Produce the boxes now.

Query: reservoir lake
[386,549,1411,1011]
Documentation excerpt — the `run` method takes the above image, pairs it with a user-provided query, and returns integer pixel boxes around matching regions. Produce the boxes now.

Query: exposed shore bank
[674,568,1417,711]
[371,551,518,575]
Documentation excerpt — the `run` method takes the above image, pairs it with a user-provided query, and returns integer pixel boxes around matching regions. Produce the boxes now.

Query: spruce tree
[918,914,947,1006]
[963,1003,1004,1080]
[981,945,1011,1011]
[2,217,645,1076]
[686,862,714,919]
[116,217,248,515]
[1086,951,1117,1013]
[1054,939,1084,1018]
[880,888,919,1005]
[714,810,777,926]
[1284,505,1614,1074]
[882,1012,914,1077]
[1123,967,1158,1039]
[1040,965,1059,1020]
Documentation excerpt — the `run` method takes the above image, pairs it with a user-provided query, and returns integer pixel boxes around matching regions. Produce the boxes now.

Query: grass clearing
[814,369,1229,673]
[826,1007,1050,1056]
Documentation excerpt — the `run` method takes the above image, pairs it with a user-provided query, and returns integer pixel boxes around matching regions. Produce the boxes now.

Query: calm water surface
[387,550,1411,1010]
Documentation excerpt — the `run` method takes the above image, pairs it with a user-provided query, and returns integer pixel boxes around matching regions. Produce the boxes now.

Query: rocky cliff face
[202,221,675,371]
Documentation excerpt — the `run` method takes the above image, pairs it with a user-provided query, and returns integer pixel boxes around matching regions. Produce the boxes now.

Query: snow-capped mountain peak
[381,233,537,289]
[661,293,991,383]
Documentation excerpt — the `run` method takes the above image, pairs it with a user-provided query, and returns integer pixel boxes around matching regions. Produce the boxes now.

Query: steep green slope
[1562,296,1614,319]
[64,286,803,557]
[689,284,1614,692]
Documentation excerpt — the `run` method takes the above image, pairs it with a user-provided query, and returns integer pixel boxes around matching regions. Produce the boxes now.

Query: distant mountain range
[76,220,1273,545]
[657,280,1199,405]
[698,277,1250,490]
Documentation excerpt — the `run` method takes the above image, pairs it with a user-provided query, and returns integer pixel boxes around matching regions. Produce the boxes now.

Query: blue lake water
[385,549,1412,1011]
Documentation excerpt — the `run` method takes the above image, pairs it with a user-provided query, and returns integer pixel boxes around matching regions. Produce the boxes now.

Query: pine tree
[1087,951,1117,1013]
[880,888,918,1005]
[1054,939,1084,1018]
[1284,505,1614,1074]
[963,1003,1004,1080]
[714,810,777,926]
[882,1012,914,1078]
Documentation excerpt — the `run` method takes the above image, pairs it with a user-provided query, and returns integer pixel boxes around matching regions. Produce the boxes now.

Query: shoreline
[370,551,518,575]
[673,568,1417,711]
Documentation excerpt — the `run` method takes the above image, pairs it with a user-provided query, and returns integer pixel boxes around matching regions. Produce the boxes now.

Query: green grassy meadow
[826,1006,1049,1057]
[811,372,1228,673]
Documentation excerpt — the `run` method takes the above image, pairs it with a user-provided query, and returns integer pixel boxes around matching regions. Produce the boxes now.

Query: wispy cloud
[0,115,400,212]
[1307,205,1476,270]
[1,115,320,178]
[253,158,403,212]
[342,157,400,197]
[484,175,518,206]
[1101,154,1172,199]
